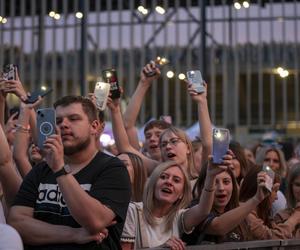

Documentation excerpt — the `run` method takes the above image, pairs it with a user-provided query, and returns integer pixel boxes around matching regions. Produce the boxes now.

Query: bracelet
[15,124,30,132]
[204,186,215,192]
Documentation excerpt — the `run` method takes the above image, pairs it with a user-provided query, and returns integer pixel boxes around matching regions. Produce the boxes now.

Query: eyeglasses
[160,137,183,148]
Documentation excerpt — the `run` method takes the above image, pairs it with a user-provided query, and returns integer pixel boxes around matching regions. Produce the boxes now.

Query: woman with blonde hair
[121,159,229,249]
[256,146,288,216]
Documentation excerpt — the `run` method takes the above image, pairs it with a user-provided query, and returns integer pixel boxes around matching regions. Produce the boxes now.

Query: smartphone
[94,81,110,111]
[36,108,56,149]
[25,87,53,104]
[145,56,169,77]
[262,165,275,193]
[186,70,205,94]
[102,69,121,99]
[2,64,17,81]
[212,128,230,164]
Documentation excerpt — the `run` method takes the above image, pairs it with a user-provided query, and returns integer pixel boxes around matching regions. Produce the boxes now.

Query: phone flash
[189,71,195,75]
[215,130,222,139]
[106,72,112,78]
[265,166,271,171]
[41,86,47,91]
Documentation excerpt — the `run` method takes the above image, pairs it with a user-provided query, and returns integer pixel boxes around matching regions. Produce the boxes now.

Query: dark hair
[229,141,250,184]
[97,110,105,123]
[54,95,98,123]
[239,162,281,227]
[144,120,171,134]
[286,163,300,209]
[117,152,147,202]
[194,164,239,212]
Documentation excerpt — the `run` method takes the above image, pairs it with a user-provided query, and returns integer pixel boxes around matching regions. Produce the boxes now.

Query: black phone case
[102,69,121,99]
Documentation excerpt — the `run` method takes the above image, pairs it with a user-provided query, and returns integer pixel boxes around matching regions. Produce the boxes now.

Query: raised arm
[0,121,22,207]
[205,171,268,235]
[123,62,160,150]
[13,99,43,178]
[187,81,212,168]
[107,97,158,175]
[183,155,230,232]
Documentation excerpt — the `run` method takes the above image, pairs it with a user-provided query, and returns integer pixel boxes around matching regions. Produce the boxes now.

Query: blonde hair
[159,126,198,179]
[143,161,192,232]
[256,147,287,177]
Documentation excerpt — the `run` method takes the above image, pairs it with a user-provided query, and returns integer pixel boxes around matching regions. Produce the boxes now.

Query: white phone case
[94,82,111,111]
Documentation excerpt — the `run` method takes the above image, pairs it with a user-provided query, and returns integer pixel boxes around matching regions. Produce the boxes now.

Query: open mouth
[149,145,159,150]
[216,194,227,200]
[161,187,172,194]
[167,152,176,158]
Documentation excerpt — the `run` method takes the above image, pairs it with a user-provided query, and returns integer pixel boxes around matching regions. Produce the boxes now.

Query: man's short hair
[54,95,98,123]
[144,120,171,134]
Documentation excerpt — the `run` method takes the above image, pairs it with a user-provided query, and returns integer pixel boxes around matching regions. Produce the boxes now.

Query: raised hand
[43,128,65,172]
[2,69,27,101]
[140,61,161,84]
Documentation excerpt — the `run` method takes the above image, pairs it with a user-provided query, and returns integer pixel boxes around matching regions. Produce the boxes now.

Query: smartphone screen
[36,108,56,149]
[212,128,230,164]
[262,165,275,193]
[94,81,110,110]
[186,70,205,93]
[102,69,121,99]
[2,64,16,81]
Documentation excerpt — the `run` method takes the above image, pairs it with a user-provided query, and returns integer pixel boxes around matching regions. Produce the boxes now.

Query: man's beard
[64,136,91,155]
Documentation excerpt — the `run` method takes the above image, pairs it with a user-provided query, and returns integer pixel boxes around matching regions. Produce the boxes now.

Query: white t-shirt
[121,202,190,249]
[272,190,287,217]
[0,224,23,250]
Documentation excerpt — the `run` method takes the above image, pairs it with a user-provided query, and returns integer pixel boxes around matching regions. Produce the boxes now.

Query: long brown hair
[118,152,147,202]
[239,163,281,227]
[286,163,300,209]
[194,164,240,212]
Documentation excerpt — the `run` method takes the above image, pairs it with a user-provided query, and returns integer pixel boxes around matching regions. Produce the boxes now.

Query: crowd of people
[0,62,300,250]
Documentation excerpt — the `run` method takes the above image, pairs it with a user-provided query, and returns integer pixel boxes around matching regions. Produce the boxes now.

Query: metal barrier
[146,239,300,250]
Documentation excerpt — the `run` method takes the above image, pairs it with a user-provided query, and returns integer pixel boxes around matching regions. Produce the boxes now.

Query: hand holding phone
[186,70,205,94]
[25,87,53,104]
[2,64,17,81]
[144,57,169,77]
[94,81,110,110]
[102,69,121,99]
[212,128,230,164]
[262,165,275,193]
[36,108,56,149]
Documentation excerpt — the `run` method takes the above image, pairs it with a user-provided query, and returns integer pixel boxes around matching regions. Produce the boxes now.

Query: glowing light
[243,1,250,8]
[75,12,83,19]
[166,71,174,79]
[49,11,55,17]
[1,18,7,24]
[234,2,242,10]
[178,73,186,80]
[279,70,289,78]
[155,6,166,15]
[54,13,61,20]
[0,16,2,22]
[105,72,112,78]
[100,134,112,147]
[277,67,284,74]
[137,6,148,15]
[41,86,47,91]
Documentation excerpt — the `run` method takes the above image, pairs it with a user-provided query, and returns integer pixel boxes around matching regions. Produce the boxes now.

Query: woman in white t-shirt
[121,159,230,249]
